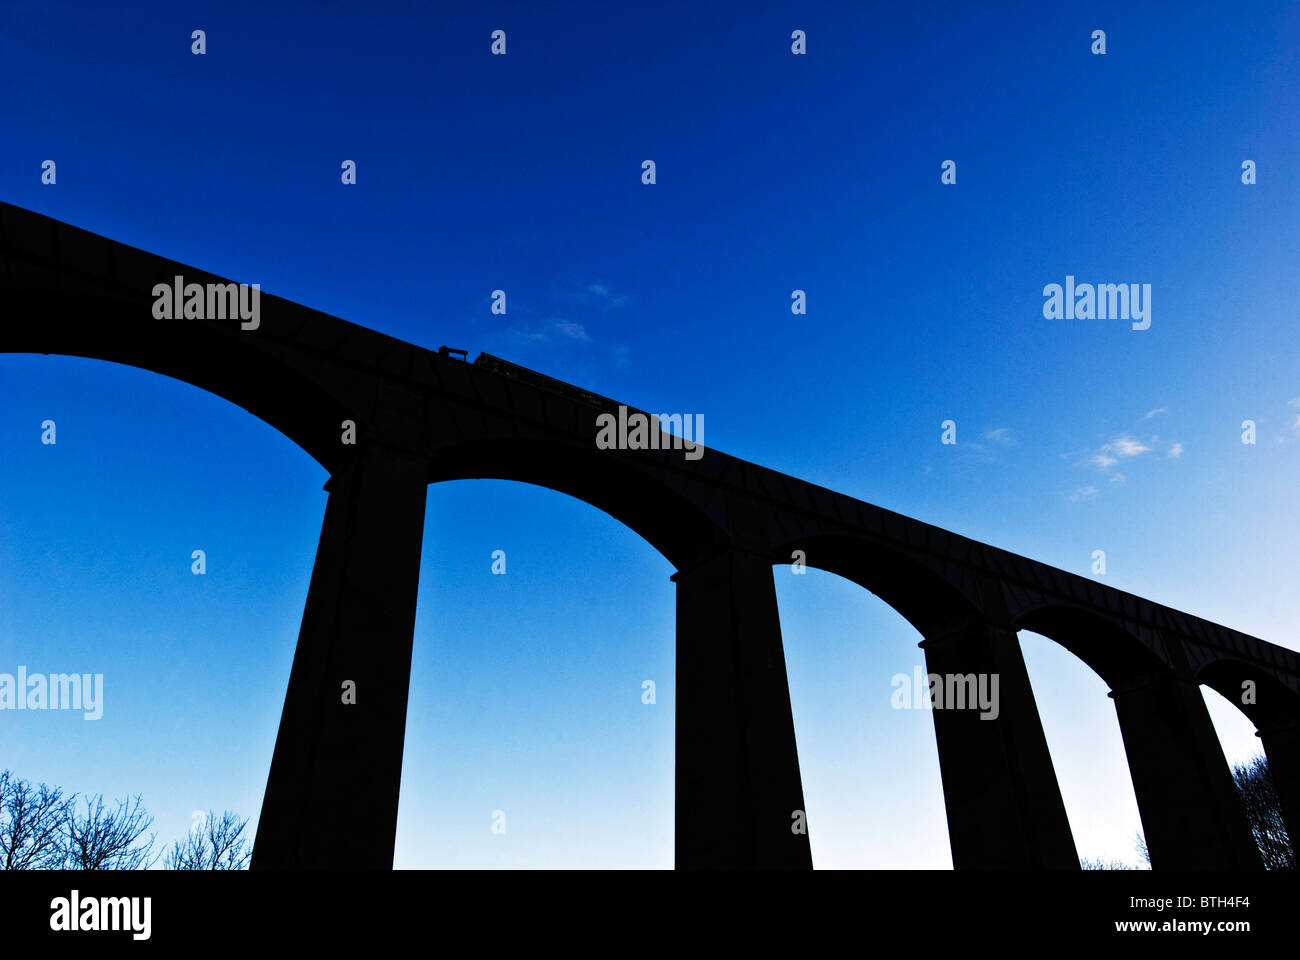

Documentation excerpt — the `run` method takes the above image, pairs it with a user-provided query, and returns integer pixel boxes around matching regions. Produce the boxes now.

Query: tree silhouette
[1233,754,1294,870]
[164,810,252,870]
[1079,857,1139,870]
[0,771,74,869]
[1078,831,1150,870]
[1,769,249,870]
[1084,754,1295,870]
[63,793,159,870]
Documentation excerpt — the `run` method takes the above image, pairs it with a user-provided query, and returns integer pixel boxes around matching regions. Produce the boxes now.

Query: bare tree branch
[1080,857,1139,870]
[164,810,251,870]
[1134,831,1149,867]
[0,770,75,869]
[1233,754,1295,870]
[64,793,158,870]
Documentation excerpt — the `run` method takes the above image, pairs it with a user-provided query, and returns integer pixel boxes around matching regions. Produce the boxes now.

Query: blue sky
[1,0,1297,868]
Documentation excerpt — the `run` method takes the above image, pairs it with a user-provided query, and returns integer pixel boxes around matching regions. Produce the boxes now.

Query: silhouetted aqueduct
[3,202,1297,869]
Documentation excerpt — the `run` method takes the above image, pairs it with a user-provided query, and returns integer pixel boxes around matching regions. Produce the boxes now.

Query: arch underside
[3,291,354,472]
[771,532,983,638]
[1196,657,1299,730]
[1014,603,1172,691]
[758,539,1300,731]
[426,436,728,572]
[10,320,1298,732]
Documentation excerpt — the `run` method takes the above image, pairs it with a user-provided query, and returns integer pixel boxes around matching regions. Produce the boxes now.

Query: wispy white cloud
[489,279,631,366]
[1268,399,1300,442]
[505,318,593,345]
[1107,436,1150,458]
[553,320,591,342]
[1085,436,1154,477]
[950,426,1018,467]
[510,327,549,343]
[580,281,633,310]
[1072,420,1181,495]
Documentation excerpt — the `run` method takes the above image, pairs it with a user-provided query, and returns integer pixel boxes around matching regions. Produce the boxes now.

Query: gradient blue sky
[1,0,1297,868]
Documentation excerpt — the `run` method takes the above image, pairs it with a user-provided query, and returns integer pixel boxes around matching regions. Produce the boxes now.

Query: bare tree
[164,810,251,870]
[1080,857,1139,870]
[1233,754,1295,870]
[1077,830,1152,870]
[3,769,253,870]
[1127,757,1294,870]
[0,770,74,869]
[63,793,158,870]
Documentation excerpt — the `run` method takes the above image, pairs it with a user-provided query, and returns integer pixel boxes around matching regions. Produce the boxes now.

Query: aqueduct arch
[1014,604,1269,868]
[5,201,1298,869]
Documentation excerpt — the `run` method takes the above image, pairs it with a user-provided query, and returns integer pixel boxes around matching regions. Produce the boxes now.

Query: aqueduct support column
[920,621,1079,868]
[1257,721,1300,853]
[673,546,812,869]
[252,444,428,869]
[1109,673,1261,869]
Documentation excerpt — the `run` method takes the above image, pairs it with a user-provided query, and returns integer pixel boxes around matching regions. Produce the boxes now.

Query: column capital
[1106,670,1190,701]
[669,541,772,582]
[1256,719,1300,739]
[917,616,1017,650]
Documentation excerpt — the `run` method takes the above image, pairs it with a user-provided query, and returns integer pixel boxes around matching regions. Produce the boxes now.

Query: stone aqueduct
[3,202,1297,869]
